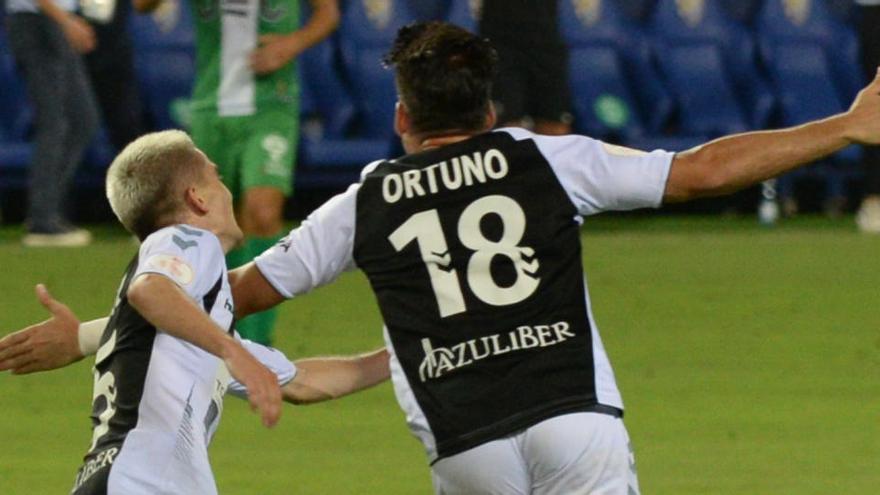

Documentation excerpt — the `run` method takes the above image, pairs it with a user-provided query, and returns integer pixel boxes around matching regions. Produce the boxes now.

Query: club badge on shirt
[145,254,195,286]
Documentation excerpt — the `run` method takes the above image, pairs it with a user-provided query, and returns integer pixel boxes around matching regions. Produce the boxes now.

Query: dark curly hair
[383,21,498,134]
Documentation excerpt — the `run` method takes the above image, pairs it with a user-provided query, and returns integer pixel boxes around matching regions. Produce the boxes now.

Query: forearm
[128,275,238,359]
[274,0,339,61]
[37,0,74,26]
[667,114,853,202]
[230,263,286,320]
[283,348,389,405]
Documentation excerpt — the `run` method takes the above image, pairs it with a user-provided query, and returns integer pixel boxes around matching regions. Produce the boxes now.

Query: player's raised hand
[843,68,880,145]
[222,341,283,427]
[0,284,83,374]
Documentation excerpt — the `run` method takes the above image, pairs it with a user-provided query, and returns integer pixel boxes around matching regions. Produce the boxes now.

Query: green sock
[233,235,282,345]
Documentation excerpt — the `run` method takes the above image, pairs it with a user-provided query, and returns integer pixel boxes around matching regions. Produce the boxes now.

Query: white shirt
[82,225,295,495]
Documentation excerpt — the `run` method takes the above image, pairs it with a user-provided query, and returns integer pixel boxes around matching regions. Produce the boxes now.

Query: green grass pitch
[1,216,878,494]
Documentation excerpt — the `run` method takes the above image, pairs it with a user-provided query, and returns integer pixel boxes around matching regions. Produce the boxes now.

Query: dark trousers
[86,27,146,150]
[860,5,880,196]
[6,13,99,230]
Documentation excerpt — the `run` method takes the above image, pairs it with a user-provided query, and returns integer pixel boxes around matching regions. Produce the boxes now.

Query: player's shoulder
[495,127,641,164]
[138,225,226,292]
[493,127,601,149]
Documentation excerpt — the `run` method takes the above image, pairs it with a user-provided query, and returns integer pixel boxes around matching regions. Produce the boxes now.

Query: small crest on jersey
[675,0,705,27]
[364,0,392,30]
[782,0,810,26]
[573,0,602,27]
[146,254,195,286]
[601,142,647,157]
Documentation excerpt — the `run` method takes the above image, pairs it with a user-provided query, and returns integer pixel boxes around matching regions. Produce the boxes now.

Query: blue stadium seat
[757,0,862,102]
[617,0,655,21]
[719,0,763,23]
[764,41,860,205]
[406,0,447,20]
[656,44,748,136]
[568,45,647,141]
[299,36,356,140]
[130,5,196,130]
[135,49,195,130]
[445,0,480,32]
[338,0,416,140]
[128,3,195,51]
[649,0,774,130]
[298,34,390,168]
[769,43,842,125]
[558,0,673,136]
[767,42,858,162]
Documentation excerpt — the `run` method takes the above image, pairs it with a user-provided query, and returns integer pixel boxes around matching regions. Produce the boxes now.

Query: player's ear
[394,101,410,138]
[485,102,497,130]
[183,186,209,216]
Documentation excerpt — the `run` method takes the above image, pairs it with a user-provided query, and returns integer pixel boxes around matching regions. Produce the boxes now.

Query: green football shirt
[189,0,300,116]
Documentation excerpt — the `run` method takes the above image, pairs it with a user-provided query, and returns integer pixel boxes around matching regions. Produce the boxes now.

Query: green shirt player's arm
[250,0,341,75]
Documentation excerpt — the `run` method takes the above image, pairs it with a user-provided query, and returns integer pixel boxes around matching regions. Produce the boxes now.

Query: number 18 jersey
[255,128,673,462]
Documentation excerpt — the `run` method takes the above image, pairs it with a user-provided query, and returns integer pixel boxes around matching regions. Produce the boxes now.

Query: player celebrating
[16,130,386,495]
[134,0,341,345]
[6,22,880,494]
[63,130,282,494]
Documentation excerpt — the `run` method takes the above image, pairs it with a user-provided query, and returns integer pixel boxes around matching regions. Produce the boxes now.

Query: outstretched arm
[127,274,283,427]
[665,69,880,203]
[0,285,94,374]
[283,348,390,405]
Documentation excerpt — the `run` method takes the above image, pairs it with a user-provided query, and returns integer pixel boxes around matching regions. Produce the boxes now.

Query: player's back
[71,225,235,495]
[352,127,674,461]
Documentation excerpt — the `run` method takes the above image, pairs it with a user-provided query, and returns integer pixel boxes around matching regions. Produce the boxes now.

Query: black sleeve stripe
[202,276,224,314]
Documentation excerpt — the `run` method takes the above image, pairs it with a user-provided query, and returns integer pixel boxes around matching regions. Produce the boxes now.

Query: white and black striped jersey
[71,225,296,495]
[255,128,673,462]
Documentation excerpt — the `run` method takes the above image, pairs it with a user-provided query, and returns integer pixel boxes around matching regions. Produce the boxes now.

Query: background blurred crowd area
[0,0,871,219]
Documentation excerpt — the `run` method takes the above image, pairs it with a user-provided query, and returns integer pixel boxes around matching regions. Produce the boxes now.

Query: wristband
[78,317,109,356]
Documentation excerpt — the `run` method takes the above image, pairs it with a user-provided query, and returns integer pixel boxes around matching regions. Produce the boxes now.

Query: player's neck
[415,131,478,152]
[172,217,238,253]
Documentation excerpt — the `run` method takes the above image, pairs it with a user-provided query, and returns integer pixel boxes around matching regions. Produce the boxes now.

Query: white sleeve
[134,225,225,298]
[226,339,298,398]
[501,128,674,216]
[254,182,360,299]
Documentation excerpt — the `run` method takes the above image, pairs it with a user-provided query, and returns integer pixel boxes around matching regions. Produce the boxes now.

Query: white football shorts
[430,412,639,495]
